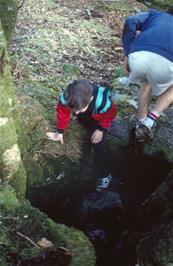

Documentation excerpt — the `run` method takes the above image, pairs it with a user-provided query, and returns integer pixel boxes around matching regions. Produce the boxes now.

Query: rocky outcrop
[0,21,27,198]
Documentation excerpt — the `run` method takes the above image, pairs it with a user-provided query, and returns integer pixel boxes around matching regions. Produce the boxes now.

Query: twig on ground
[0,215,18,220]
[18,0,25,9]
[96,54,104,67]
[17,231,40,249]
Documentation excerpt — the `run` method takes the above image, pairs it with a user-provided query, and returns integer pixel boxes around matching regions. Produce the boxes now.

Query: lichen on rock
[2,143,22,180]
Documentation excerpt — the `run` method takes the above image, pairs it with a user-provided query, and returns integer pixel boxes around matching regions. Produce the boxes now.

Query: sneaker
[135,123,155,142]
[96,174,112,192]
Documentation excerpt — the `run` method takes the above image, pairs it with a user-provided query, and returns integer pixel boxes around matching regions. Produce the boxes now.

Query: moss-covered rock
[0,0,18,42]
[0,185,95,266]
[0,22,26,198]
[137,221,173,266]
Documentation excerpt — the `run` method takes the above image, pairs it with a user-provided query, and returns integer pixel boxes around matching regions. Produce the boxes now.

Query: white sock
[143,110,160,129]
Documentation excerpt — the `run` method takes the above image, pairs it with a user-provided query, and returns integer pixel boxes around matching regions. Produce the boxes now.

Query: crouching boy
[46,79,117,191]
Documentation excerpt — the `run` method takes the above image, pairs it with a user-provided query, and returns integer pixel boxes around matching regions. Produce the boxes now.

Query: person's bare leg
[138,81,152,120]
[143,84,173,130]
[135,81,152,141]
[154,85,173,113]
[136,84,173,141]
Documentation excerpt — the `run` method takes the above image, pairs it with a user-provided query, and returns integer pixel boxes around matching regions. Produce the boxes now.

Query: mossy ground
[0,185,95,266]
[144,0,173,10]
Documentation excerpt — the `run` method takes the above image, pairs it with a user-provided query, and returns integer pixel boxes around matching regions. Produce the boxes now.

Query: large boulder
[0,21,27,198]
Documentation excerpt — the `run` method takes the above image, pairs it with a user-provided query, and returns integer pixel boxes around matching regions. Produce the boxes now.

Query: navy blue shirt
[122,9,173,62]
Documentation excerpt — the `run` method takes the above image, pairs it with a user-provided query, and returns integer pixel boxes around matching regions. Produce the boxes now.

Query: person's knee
[169,84,173,91]
[142,81,152,91]
[138,81,152,100]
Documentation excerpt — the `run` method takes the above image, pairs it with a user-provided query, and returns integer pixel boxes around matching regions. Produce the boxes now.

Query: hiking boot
[96,174,112,192]
[135,123,155,142]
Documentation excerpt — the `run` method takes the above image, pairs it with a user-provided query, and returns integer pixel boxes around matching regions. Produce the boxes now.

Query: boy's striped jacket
[56,84,117,133]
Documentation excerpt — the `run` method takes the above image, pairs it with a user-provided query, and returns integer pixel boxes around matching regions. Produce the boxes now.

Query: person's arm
[46,95,71,144]
[97,103,117,130]
[56,101,71,133]
[91,103,117,144]
[122,11,151,56]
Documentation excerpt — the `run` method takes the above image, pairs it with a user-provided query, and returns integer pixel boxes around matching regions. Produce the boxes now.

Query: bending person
[122,6,173,141]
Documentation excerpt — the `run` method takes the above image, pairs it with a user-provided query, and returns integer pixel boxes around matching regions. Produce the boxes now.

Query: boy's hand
[91,129,103,144]
[46,131,64,144]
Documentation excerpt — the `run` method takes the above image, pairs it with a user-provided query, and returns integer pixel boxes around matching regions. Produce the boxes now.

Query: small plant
[116,99,135,118]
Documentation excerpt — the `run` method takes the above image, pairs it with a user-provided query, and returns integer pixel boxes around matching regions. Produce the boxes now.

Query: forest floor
[11,0,145,96]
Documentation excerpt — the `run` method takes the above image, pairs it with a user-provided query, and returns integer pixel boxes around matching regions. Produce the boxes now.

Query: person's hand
[91,130,103,144]
[124,56,130,74]
[46,131,64,144]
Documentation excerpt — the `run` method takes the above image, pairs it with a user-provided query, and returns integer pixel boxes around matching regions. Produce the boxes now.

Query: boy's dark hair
[167,6,173,15]
[64,80,93,112]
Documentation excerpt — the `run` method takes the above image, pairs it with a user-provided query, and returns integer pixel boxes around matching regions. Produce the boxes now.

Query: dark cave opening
[27,144,172,266]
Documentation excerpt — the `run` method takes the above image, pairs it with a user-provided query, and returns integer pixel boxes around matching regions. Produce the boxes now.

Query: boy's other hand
[91,129,103,144]
[46,131,64,144]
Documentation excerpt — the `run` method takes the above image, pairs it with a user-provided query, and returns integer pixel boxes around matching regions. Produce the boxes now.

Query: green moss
[96,0,146,14]
[0,0,18,42]
[149,0,173,10]
[116,100,135,118]
[0,185,95,265]
[0,23,27,198]
[137,221,173,265]
[46,219,95,266]
[0,185,19,213]
[63,63,81,80]
[99,0,129,12]
[46,0,60,9]
[11,161,27,199]
[0,118,17,153]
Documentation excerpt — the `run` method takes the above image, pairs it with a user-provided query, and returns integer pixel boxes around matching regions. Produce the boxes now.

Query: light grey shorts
[128,51,173,96]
